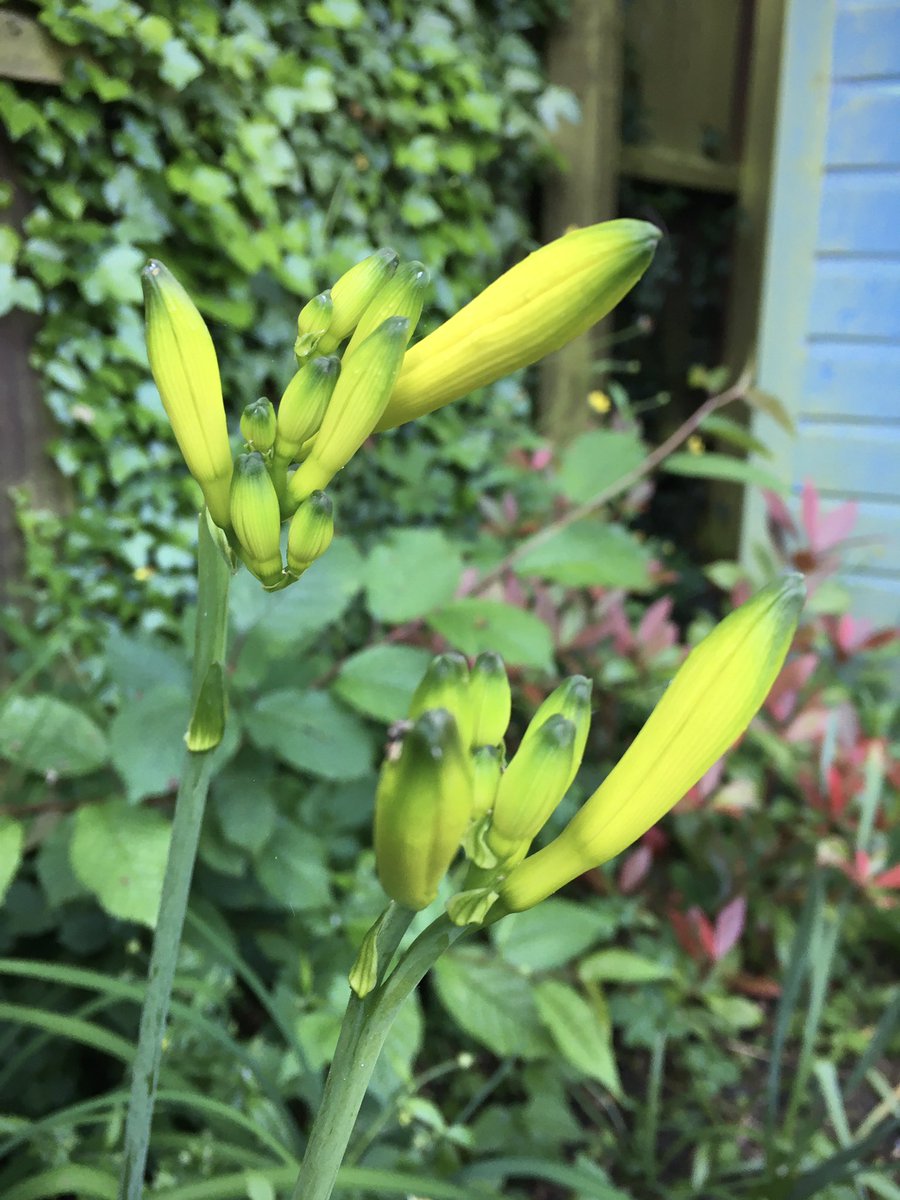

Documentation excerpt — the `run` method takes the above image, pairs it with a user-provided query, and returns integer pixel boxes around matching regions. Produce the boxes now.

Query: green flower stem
[291,914,467,1200]
[119,512,232,1200]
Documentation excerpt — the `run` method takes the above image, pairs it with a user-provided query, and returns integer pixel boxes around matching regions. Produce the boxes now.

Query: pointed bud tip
[537,713,577,749]
[473,651,505,676]
[307,490,332,516]
[235,450,268,477]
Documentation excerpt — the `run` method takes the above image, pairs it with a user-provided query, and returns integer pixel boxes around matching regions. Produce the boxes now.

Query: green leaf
[663,451,788,494]
[433,948,550,1059]
[0,817,25,904]
[514,520,654,590]
[70,801,171,927]
[0,695,108,778]
[579,948,675,985]
[493,899,614,971]
[333,644,433,722]
[365,529,462,623]
[159,39,203,89]
[534,979,622,1096]
[109,684,188,803]
[557,429,646,503]
[254,820,331,910]
[245,689,374,780]
[308,0,365,29]
[212,764,276,853]
[428,600,553,670]
[556,429,648,504]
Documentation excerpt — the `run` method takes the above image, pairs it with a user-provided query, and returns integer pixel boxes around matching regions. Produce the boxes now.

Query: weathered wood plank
[795,420,900,497]
[826,80,900,166]
[803,341,900,419]
[832,2,900,78]
[837,571,900,625]
[818,169,900,251]
[808,257,900,339]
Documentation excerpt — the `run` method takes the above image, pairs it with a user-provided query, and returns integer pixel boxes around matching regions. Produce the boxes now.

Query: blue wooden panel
[818,169,900,251]
[803,341,900,419]
[808,257,900,338]
[838,498,900,568]
[795,420,900,497]
[832,3,900,78]
[837,571,900,624]
[826,81,900,166]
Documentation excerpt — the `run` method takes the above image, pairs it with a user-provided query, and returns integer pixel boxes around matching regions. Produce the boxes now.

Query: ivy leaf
[245,689,374,781]
[159,39,203,90]
[433,948,550,1059]
[0,695,108,778]
[428,600,553,670]
[333,644,433,723]
[70,802,171,927]
[307,0,365,29]
[365,529,462,623]
[0,817,25,905]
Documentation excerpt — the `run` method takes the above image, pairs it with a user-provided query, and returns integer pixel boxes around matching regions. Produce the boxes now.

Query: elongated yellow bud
[240,397,277,453]
[470,744,503,822]
[317,247,399,352]
[141,259,233,526]
[487,714,577,863]
[274,356,340,465]
[469,652,511,748]
[230,452,283,586]
[376,219,660,431]
[287,490,334,576]
[408,652,473,749]
[343,261,429,358]
[374,709,474,910]
[288,317,410,503]
[500,574,805,912]
[295,290,333,362]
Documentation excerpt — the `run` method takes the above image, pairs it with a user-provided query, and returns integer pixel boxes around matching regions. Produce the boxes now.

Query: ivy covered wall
[0,0,569,640]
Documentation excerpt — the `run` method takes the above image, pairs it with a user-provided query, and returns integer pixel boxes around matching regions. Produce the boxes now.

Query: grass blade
[4,1165,117,1200]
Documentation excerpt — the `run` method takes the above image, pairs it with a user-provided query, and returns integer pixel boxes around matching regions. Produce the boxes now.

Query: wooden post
[0,18,66,603]
[538,0,623,442]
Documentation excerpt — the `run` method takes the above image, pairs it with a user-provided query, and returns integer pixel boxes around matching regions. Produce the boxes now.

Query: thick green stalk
[291,915,466,1200]
[119,512,231,1200]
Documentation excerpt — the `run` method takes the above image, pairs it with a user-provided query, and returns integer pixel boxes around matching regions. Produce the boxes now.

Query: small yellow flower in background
[141,260,233,529]
[588,389,612,414]
[499,573,805,912]
[132,566,154,582]
[687,434,705,455]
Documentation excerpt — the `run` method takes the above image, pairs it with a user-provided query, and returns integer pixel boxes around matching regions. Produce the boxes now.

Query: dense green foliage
[1,0,566,640]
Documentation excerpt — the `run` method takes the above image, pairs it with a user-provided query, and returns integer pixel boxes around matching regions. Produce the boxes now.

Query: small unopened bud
[521,675,592,792]
[240,397,277,453]
[295,290,334,362]
[487,714,576,862]
[470,744,502,822]
[409,652,473,748]
[469,652,511,748]
[374,709,474,911]
[230,452,283,586]
[274,356,340,465]
[287,317,409,503]
[141,259,233,527]
[318,247,399,352]
[344,261,429,358]
[287,490,334,576]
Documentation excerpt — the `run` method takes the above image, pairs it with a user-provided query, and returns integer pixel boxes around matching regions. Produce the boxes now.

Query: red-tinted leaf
[713,896,747,961]
[873,864,900,890]
[618,843,653,894]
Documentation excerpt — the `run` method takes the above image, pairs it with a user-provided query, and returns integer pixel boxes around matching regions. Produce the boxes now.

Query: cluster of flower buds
[370,575,805,946]
[141,219,661,589]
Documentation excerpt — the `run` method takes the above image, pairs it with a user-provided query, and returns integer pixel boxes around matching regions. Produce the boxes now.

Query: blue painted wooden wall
[743,0,900,625]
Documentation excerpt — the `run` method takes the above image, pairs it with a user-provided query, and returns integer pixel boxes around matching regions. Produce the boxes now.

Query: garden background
[0,1,898,1198]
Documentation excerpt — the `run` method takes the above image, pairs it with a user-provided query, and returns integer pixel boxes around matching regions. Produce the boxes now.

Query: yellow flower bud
[487,714,576,863]
[469,652,511,748]
[230,452,283,586]
[274,356,340,465]
[294,289,333,362]
[374,709,474,911]
[240,397,277,453]
[376,218,660,431]
[286,490,334,576]
[470,744,503,822]
[408,652,473,749]
[343,261,429,358]
[520,675,592,792]
[141,259,233,527]
[287,316,410,503]
[317,247,399,352]
[500,574,805,912]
